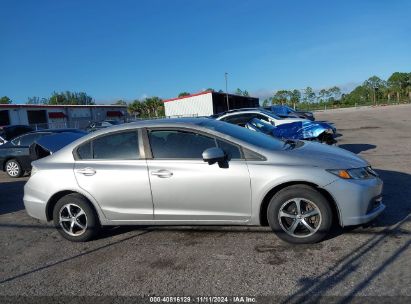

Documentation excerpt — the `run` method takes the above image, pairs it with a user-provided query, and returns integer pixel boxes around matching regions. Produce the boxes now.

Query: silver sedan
[23,118,385,243]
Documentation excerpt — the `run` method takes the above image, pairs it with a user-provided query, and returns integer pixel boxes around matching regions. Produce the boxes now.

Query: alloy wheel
[277,198,322,238]
[59,203,88,236]
[6,161,20,177]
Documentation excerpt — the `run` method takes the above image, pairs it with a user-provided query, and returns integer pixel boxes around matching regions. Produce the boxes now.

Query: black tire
[267,185,332,244]
[53,193,101,242]
[5,159,23,178]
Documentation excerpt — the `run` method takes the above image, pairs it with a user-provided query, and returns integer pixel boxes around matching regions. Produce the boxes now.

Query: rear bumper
[323,176,384,227]
[23,181,48,221]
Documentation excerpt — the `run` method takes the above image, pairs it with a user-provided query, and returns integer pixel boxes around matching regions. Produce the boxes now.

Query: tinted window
[92,131,139,159]
[221,114,255,125]
[221,113,272,126]
[149,130,216,159]
[77,142,92,159]
[216,139,241,159]
[77,131,139,160]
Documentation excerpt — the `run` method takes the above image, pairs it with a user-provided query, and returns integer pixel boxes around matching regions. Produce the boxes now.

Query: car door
[73,129,153,221]
[146,128,252,222]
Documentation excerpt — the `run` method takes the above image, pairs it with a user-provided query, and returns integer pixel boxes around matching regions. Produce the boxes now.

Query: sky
[1,0,410,103]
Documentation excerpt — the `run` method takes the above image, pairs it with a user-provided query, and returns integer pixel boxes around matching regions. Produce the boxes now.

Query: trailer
[163,91,259,117]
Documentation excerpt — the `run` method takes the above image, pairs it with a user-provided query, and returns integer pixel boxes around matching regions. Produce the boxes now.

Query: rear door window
[76,131,140,160]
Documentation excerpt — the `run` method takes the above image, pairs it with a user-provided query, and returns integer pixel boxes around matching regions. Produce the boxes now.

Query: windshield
[199,119,284,151]
[258,109,282,120]
[248,118,276,134]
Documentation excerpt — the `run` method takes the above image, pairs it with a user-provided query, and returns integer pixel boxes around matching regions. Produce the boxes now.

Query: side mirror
[202,147,226,165]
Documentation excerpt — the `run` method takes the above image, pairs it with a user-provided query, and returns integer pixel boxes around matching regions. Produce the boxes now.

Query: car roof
[126,117,209,127]
[217,108,275,117]
[16,129,87,136]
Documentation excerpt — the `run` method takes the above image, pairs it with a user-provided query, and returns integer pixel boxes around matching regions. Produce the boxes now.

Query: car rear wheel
[267,185,332,244]
[53,194,101,242]
[5,159,23,178]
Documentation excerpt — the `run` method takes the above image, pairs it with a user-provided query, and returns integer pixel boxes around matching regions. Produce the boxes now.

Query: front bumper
[323,176,385,226]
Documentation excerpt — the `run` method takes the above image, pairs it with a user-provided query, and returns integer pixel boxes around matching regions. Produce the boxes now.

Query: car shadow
[0,180,27,215]
[338,143,376,154]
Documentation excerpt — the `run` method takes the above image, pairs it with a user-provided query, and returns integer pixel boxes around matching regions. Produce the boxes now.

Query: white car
[216,108,309,126]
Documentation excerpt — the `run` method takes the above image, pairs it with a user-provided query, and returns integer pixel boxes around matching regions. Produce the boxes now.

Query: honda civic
[23,118,384,243]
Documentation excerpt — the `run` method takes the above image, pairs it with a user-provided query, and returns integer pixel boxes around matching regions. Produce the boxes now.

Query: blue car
[246,118,337,145]
[265,105,315,121]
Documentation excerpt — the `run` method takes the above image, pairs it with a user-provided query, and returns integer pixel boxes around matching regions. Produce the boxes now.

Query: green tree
[27,96,48,104]
[234,88,250,96]
[342,85,370,105]
[0,96,12,104]
[387,72,409,102]
[128,100,145,117]
[131,96,164,118]
[178,92,190,97]
[272,90,291,105]
[48,91,94,105]
[329,86,342,103]
[363,76,386,103]
[290,89,301,109]
[303,87,316,103]
[318,89,328,102]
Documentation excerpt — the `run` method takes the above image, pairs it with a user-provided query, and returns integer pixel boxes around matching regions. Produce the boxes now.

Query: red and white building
[0,104,127,129]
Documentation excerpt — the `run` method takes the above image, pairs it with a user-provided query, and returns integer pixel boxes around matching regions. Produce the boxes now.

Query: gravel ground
[0,104,410,300]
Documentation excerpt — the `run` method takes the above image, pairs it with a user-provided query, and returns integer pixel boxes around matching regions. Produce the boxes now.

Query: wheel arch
[259,181,342,227]
[46,190,104,223]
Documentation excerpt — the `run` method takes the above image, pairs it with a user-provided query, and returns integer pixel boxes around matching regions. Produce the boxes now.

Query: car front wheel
[53,194,101,242]
[5,159,23,178]
[267,185,332,244]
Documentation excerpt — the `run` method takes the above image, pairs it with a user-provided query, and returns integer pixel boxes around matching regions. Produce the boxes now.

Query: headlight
[325,128,334,134]
[327,166,378,179]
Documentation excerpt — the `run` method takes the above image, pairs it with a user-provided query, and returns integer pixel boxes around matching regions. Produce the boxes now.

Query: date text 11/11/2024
[149,296,257,303]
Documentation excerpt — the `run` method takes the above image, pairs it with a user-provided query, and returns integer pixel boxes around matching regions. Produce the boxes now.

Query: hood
[269,141,368,169]
[274,121,329,139]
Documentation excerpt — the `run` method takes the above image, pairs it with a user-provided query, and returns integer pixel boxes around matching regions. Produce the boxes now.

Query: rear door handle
[76,167,96,176]
[151,170,173,178]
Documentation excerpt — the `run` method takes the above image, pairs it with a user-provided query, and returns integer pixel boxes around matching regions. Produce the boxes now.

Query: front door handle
[151,170,173,178]
[76,167,96,176]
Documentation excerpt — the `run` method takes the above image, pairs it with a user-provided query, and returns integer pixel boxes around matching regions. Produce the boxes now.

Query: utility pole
[225,72,229,110]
